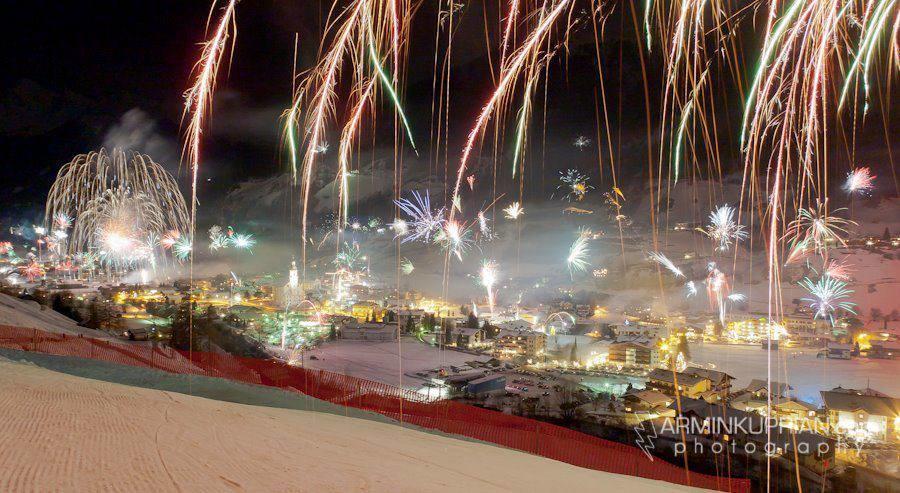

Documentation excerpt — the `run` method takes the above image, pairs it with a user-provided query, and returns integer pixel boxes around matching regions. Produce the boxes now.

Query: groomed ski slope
[0,357,709,492]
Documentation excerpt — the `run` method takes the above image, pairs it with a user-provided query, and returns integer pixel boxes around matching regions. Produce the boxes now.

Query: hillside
[0,357,707,492]
[0,293,108,338]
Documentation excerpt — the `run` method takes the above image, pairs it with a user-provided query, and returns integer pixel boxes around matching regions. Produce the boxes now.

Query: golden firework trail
[284,0,414,267]
[452,0,574,222]
[183,0,237,228]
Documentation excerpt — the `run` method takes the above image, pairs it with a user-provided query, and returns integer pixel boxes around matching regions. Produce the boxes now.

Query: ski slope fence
[0,325,750,492]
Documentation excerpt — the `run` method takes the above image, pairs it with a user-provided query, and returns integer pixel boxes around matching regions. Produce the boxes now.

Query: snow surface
[688,343,900,404]
[303,338,489,388]
[0,356,705,492]
[0,293,109,339]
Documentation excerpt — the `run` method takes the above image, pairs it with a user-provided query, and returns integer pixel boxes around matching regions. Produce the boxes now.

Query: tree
[204,305,219,321]
[569,339,578,363]
[466,312,479,328]
[482,320,500,339]
[422,314,435,333]
[559,401,580,422]
[169,300,199,350]
[442,319,453,345]
[328,323,338,341]
[404,317,415,334]
[882,228,891,242]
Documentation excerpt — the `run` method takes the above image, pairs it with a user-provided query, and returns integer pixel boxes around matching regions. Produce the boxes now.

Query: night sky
[2,1,896,228]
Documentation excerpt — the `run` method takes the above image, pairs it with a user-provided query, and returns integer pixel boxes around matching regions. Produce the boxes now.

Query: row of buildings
[631,367,900,444]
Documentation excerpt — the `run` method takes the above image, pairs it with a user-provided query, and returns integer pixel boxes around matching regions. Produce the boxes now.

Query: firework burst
[786,200,856,256]
[231,233,255,253]
[394,191,446,243]
[799,275,857,324]
[702,205,748,252]
[503,202,524,220]
[843,167,876,196]
[706,262,731,325]
[45,149,189,268]
[21,262,45,282]
[435,220,472,262]
[480,260,499,315]
[558,169,594,201]
[173,238,192,262]
[823,258,853,281]
[209,225,228,252]
[567,231,591,277]
[647,251,685,278]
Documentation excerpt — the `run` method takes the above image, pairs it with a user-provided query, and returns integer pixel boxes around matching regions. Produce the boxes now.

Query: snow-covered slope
[0,358,705,492]
[0,293,108,338]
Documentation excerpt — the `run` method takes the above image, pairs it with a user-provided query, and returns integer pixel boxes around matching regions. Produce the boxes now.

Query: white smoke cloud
[102,108,178,170]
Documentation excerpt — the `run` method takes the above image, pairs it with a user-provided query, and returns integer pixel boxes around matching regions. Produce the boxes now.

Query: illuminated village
[2,1,899,492]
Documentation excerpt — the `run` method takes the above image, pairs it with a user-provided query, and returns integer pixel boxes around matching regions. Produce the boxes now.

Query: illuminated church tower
[279,257,304,308]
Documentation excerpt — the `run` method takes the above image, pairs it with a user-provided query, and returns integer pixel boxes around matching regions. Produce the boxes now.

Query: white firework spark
[647,251,685,278]
[435,220,472,262]
[390,218,409,237]
[685,281,698,297]
[727,293,747,303]
[209,225,228,251]
[480,260,499,314]
[573,135,591,149]
[703,205,748,252]
[706,262,731,325]
[843,167,875,195]
[231,233,255,253]
[567,231,591,276]
[503,202,524,220]
[394,190,446,243]
[477,211,494,240]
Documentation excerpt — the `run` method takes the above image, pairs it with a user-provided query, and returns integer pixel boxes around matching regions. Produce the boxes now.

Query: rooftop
[647,369,709,387]
[820,389,899,416]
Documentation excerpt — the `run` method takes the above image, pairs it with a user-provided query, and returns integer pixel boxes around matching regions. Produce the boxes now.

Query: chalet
[743,379,793,399]
[820,387,899,442]
[449,327,485,349]
[773,399,819,430]
[681,368,735,395]
[668,397,834,472]
[623,389,674,412]
[868,343,900,360]
[646,369,711,399]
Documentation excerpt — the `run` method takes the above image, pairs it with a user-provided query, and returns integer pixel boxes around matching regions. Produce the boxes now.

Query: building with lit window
[608,341,659,368]
[820,387,899,443]
[493,330,545,359]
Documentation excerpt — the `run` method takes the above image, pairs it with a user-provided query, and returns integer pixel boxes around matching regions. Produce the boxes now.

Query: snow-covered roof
[498,319,534,331]
[745,379,793,395]
[821,390,899,416]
